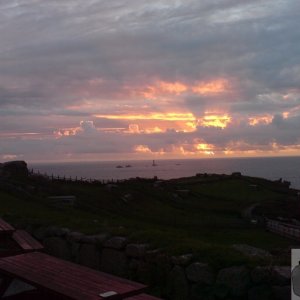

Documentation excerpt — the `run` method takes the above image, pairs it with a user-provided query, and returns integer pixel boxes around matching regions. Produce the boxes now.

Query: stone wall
[26,225,290,300]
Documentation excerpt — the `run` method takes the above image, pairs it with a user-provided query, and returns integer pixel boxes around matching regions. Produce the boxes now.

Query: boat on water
[152,160,157,166]
[116,165,123,168]
[125,165,132,168]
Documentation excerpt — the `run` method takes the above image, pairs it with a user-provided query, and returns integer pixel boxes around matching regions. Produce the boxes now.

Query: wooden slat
[0,218,15,233]
[0,253,143,296]
[39,254,144,289]
[0,253,147,300]
[0,261,107,300]
[6,259,125,295]
[12,230,44,251]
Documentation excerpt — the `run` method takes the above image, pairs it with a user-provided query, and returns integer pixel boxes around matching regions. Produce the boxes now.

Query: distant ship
[152,160,157,166]
[116,165,123,168]
[125,165,132,168]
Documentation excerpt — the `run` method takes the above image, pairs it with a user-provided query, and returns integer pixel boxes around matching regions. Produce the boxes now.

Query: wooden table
[0,252,147,299]
[12,230,44,253]
[0,219,15,236]
[0,219,43,257]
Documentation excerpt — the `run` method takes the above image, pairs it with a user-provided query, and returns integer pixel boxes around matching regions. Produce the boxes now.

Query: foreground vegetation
[0,172,297,268]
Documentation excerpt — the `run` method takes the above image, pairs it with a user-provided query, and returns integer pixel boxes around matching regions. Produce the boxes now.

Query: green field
[0,174,295,268]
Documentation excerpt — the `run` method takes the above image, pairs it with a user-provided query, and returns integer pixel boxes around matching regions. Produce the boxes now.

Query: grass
[0,174,294,268]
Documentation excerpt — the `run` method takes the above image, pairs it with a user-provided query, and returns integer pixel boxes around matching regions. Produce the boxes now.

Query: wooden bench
[0,219,14,236]
[124,294,162,299]
[12,230,44,253]
[0,252,147,299]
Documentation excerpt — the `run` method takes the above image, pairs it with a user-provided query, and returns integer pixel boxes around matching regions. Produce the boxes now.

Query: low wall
[25,225,290,300]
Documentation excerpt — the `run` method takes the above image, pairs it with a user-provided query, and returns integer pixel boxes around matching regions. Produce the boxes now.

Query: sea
[29,156,300,190]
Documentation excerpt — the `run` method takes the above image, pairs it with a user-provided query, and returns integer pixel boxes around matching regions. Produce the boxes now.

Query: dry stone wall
[25,225,290,300]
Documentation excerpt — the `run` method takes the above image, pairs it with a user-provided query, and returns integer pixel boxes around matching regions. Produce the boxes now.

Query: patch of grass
[0,174,294,267]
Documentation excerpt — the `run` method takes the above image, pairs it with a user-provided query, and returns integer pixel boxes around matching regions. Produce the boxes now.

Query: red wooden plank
[0,262,99,300]
[0,218,15,233]
[18,253,132,290]
[30,258,144,297]
[36,253,145,291]
[12,232,33,251]
[12,230,44,251]
[0,253,147,300]
[9,252,141,292]
[6,258,125,295]
[2,262,125,300]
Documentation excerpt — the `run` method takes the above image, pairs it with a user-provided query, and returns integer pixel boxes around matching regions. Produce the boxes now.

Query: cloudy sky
[1,0,300,162]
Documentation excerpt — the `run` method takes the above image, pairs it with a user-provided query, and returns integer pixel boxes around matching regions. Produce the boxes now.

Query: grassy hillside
[0,173,295,268]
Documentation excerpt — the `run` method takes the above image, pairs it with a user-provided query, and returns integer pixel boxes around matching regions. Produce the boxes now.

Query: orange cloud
[140,81,188,99]
[144,127,164,134]
[248,115,272,126]
[95,112,195,121]
[198,113,231,128]
[158,81,188,94]
[134,145,165,155]
[195,143,215,155]
[191,138,216,155]
[282,112,289,119]
[126,124,164,134]
[55,129,78,137]
[139,79,229,99]
[128,124,140,134]
[192,79,229,95]
[171,141,215,156]
[223,141,300,157]
[134,145,152,153]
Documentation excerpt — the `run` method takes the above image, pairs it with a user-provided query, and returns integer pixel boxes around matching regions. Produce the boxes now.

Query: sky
[1,0,300,162]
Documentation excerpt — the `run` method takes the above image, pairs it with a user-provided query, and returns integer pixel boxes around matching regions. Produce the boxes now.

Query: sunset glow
[140,79,229,99]
[158,81,188,94]
[248,115,273,126]
[192,79,229,95]
[95,112,196,121]
[1,1,299,162]
[134,145,152,153]
[195,143,215,155]
[198,113,231,128]
[139,81,188,99]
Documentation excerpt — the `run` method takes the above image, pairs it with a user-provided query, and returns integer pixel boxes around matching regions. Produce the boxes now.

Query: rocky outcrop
[104,237,128,249]
[167,266,189,300]
[272,285,290,300]
[43,237,71,260]
[251,266,272,284]
[0,161,28,178]
[126,244,148,258]
[185,262,214,285]
[248,285,272,300]
[78,243,100,269]
[171,254,193,266]
[271,266,291,285]
[100,248,128,276]
[216,266,251,297]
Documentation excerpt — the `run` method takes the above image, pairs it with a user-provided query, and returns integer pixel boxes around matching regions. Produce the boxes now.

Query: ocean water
[30,156,300,189]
